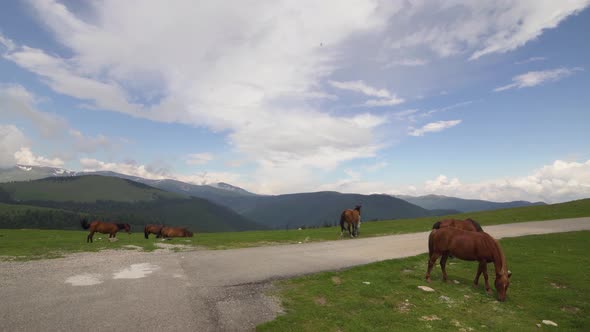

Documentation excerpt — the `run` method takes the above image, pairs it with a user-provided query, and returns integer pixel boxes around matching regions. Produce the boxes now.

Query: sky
[1,0,589,203]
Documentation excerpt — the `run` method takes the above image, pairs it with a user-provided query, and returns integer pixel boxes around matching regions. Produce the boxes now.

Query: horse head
[495,270,512,302]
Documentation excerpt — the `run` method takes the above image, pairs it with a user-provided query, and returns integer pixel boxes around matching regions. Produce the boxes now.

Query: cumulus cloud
[401,160,590,204]
[329,80,404,106]
[409,120,462,136]
[13,147,64,167]
[495,67,583,91]
[80,157,241,186]
[0,84,68,138]
[2,0,588,191]
[0,125,28,168]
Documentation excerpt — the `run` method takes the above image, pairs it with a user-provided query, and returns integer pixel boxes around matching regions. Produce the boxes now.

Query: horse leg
[87,231,93,243]
[349,224,353,238]
[473,261,485,287]
[440,254,449,282]
[481,262,492,294]
[425,252,440,283]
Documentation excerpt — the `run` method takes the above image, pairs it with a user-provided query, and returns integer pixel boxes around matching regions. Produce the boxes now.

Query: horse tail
[432,221,441,229]
[80,218,90,230]
[340,211,346,230]
[144,226,149,239]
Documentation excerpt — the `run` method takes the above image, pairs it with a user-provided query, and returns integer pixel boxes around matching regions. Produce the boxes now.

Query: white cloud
[68,130,113,154]
[364,97,405,106]
[515,56,546,65]
[0,84,68,138]
[385,58,429,67]
[385,1,590,60]
[329,80,404,106]
[14,147,64,167]
[2,1,393,175]
[494,67,583,92]
[0,85,116,155]
[409,120,462,136]
[0,34,15,51]
[0,125,29,168]
[79,157,242,186]
[400,160,590,204]
[329,80,391,98]
[185,153,214,166]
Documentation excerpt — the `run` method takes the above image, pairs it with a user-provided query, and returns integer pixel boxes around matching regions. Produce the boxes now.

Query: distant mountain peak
[208,182,255,195]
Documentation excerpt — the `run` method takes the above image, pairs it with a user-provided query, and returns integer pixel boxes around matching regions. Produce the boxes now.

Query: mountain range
[0,165,546,230]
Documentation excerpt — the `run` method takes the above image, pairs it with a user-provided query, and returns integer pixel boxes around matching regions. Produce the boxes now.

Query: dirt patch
[331,276,342,285]
[420,315,441,321]
[561,306,580,313]
[397,299,414,313]
[123,245,143,250]
[314,297,327,306]
[154,243,194,251]
[550,282,567,289]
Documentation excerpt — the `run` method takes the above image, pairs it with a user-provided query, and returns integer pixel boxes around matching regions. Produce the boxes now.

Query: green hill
[241,192,434,229]
[0,175,182,202]
[0,175,265,232]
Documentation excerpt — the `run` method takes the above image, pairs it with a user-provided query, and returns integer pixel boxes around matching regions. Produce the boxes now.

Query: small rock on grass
[418,286,435,292]
[542,320,558,327]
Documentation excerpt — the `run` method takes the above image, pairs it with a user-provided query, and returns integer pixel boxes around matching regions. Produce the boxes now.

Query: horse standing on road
[340,205,362,238]
[81,219,131,243]
[426,227,512,301]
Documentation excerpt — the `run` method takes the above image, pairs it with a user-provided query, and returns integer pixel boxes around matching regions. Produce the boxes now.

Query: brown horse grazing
[144,224,164,239]
[432,218,483,232]
[81,219,131,243]
[160,226,193,238]
[340,205,362,238]
[426,227,512,301]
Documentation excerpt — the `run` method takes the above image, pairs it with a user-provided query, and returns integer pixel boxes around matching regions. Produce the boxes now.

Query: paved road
[1,217,589,331]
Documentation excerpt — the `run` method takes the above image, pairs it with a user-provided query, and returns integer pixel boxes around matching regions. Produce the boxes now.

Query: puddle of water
[65,273,103,286]
[113,263,160,279]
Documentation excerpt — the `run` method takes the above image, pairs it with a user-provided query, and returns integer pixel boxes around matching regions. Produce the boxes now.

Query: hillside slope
[396,194,545,212]
[240,192,434,229]
[0,176,265,232]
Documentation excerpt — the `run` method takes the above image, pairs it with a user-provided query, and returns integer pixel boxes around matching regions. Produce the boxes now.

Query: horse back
[432,228,492,261]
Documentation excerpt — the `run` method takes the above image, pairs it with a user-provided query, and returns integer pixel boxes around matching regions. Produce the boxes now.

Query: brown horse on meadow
[340,205,362,238]
[432,218,483,232]
[160,226,193,238]
[144,224,164,239]
[81,219,131,243]
[426,227,512,301]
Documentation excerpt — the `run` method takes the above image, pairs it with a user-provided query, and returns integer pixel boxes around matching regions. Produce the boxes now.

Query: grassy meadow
[1,198,589,260]
[259,231,590,331]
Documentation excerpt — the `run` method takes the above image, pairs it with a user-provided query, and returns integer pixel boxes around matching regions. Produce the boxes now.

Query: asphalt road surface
[1,217,589,331]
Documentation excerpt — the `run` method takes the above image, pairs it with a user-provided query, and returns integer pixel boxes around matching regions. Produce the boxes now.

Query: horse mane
[116,223,128,230]
[466,218,483,231]
[432,221,442,229]
[354,205,362,212]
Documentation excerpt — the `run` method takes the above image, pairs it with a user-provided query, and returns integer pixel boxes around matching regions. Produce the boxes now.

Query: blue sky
[1,0,589,203]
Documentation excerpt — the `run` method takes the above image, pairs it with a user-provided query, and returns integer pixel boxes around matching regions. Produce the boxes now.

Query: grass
[259,231,590,331]
[1,198,589,260]
[0,229,198,260]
